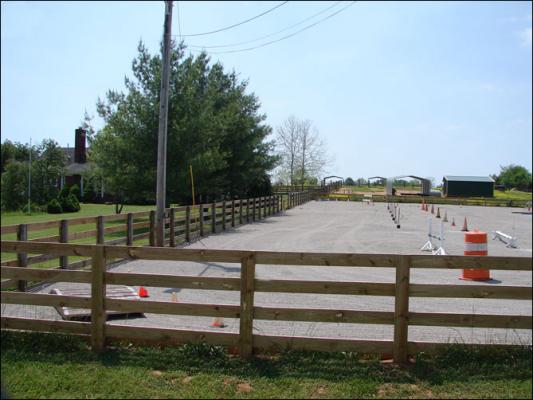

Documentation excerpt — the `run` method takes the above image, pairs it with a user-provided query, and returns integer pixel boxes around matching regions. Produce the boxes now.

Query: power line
[187,1,344,50]
[195,1,356,54]
[176,1,182,39]
[174,1,289,37]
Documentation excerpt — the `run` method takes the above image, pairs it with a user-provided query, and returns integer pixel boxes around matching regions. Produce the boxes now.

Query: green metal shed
[442,176,494,198]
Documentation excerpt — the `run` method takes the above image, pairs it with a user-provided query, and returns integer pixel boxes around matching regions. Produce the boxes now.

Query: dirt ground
[2,200,531,345]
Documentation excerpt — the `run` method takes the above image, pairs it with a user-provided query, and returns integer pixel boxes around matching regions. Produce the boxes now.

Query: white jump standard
[421,218,446,255]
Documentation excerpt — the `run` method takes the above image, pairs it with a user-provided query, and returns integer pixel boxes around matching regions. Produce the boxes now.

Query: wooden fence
[1,240,531,362]
[1,192,313,290]
[323,193,532,208]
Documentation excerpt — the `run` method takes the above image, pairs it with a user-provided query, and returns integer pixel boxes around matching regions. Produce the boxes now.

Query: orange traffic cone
[138,286,149,298]
[443,210,448,222]
[210,317,226,328]
[451,217,456,227]
[420,200,425,210]
[461,217,469,232]
[431,204,435,214]
[425,203,429,212]
[436,207,441,218]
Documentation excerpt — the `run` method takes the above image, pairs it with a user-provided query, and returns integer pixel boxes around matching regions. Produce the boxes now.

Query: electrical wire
[174,1,289,37]
[187,1,344,49]
[196,1,356,54]
[176,1,182,39]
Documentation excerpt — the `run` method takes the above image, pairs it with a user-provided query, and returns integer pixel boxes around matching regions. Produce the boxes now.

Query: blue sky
[1,1,531,182]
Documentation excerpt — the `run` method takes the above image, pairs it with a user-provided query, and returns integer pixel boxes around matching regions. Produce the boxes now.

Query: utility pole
[28,138,32,215]
[155,0,173,247]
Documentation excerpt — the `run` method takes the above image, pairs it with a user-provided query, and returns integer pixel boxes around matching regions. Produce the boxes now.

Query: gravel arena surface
[2,200,532,346]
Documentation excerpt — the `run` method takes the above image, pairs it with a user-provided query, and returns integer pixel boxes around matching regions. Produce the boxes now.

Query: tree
[356,177,367,186]
[91,41,277,207]
[275,115,301,186]
[1,139,65,211]
[344,177,355,186]
[494,164,532,190]
[31,139,66,205]
[1,161,27,211]
[275,116,329,189]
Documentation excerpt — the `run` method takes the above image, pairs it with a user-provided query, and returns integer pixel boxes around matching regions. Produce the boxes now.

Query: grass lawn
[494,190,533,201]
[1,203,156,268]
[1,203,156,227]
[1,331,531,399]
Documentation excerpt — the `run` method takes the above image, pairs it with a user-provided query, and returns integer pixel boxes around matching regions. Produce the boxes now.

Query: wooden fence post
[199,205,204,237]
[96,216,104,245]
[239,200,243,225]
[246,199,250,223]
[185,206,191,242]
[16,224,28,292]
[393,255,411,364]
[211,202,216,233]
[169,208,176,247]
[149,211,156,246]
[91,245,106,353]
[60,219,68,269]
[239,254,256,359]
[126,213,133,246]
[252,198,256,222]
[222,201,226,230]
[231,200,236,227]
[269,195,273,216]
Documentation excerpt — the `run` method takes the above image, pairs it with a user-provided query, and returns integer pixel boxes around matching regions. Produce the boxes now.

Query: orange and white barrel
[461,231,490,281]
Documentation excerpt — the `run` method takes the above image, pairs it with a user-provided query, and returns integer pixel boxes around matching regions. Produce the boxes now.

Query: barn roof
[443,176,494,183]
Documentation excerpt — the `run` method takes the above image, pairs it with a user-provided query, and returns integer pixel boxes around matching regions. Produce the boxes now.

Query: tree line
[1,41,331,213]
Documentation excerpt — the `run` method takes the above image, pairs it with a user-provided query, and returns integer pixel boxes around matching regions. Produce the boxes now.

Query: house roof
[66,162,91,175]
[443,176,495,183]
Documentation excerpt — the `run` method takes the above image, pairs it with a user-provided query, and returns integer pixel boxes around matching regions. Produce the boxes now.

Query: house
[60,128,104,199]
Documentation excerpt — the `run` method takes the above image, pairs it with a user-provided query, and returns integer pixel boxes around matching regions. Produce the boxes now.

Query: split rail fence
[323,193,531,208]
[1,192,312,290]
[1,240,531,362]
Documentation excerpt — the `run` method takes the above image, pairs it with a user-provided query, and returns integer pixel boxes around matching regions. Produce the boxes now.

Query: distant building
[60,128,106,199]
[442,176,494,198]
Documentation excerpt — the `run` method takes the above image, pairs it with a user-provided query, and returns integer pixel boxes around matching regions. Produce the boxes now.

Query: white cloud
[518,27,532,47]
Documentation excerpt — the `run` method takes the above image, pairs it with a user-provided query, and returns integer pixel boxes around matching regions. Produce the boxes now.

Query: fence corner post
[239,254,256,359]
[393,255,411,364]
[91,245,107,353]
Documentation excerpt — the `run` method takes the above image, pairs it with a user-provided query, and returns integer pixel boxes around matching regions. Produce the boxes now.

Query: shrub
[58,186,69,200]
[82,184,95,203]
[69,184,81,201]
[62,194,80,213]
[21,202,43,214]
[47,198,63,214]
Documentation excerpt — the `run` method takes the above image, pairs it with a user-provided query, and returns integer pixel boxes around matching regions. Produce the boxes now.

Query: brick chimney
[74,128,86,163]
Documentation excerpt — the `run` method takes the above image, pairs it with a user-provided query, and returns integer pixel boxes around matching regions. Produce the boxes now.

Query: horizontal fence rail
[1,192,317,290]
[1,241,531,362]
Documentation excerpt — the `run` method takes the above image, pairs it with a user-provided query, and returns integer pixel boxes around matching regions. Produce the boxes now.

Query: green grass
[1,203,155,227]
[494,190,533,201]
[1,331,531,399]
[1,203,155,268]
